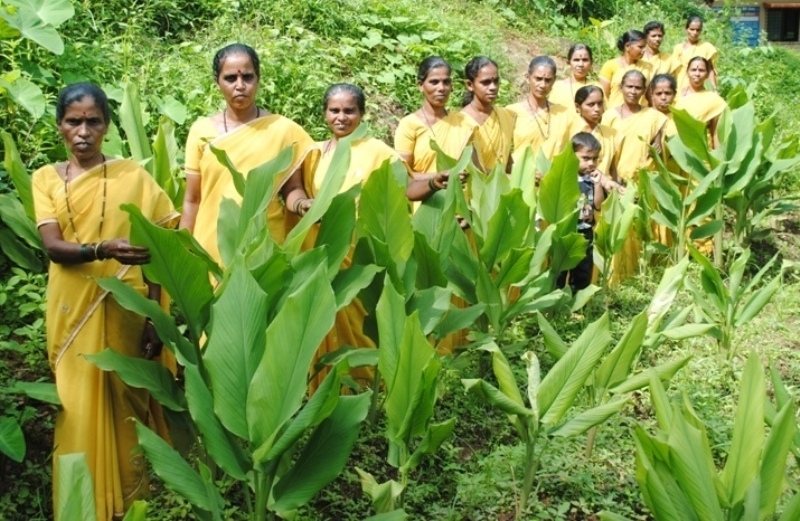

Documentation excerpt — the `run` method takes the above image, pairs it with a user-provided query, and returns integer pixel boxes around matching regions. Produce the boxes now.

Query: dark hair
[56,83,110,124]
[574,85,604,106]
[686,15,704,29]
[687,56,711,70]
[462,56,498,107]
[417,56,451,82]
[213,43,260,80]
[323,83,366,114]
[648,73,677,95]
[527,55,557,75]
[617,30,646,52]
[621,69,646,88]
[643,21,665,36]
[572,131,601,152]
[567,43,593,62]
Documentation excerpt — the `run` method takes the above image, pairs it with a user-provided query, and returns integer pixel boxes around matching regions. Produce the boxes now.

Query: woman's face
[621,76,645,105]
[467,64,500,106]
[569,49,592,80]
[650,81,676,113]
[527,64,556,100]
[625,39,646,61]
[216,52,259,112]
[419,66,452,109]
[577,90,604,124]
[325,91,362,139]
[686,21,703,44]
[647,28,664,52]
[58,96,108,161]
[687,59,709,87]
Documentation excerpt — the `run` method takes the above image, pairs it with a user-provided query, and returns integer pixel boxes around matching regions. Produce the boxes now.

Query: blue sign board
[729,5,761,47]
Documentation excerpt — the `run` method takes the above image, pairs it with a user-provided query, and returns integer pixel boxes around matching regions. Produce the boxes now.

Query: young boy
[557,132,605,292]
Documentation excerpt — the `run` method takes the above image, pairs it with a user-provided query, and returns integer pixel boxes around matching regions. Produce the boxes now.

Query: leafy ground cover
[2,0,800,520]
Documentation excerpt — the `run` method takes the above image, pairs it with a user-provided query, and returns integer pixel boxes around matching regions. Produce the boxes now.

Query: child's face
[576,146,600,175]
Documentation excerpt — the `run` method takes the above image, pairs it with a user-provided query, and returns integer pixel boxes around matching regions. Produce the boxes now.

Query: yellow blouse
[549,78,600,109]
[601,107,667,182]
[394,111,475,175]
[507,101,574,163]
[455,108,515,172]
[599,58,654,108]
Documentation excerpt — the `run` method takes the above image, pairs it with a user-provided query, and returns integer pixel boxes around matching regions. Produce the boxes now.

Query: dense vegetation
[2,0,800,519]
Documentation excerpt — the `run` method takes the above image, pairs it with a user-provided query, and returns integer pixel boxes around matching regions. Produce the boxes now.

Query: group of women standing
[32,13,726,519]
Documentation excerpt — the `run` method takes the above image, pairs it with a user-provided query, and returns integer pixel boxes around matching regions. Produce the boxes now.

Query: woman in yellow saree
[507,55,574,166]
[674,56,726,149]
[549,44,599,110]
[395,56,475,199]
[642,21,680,76]
[303,83,402,393]
[601,70,667,283]
[33,83,179,520]
[567,85,623,189]
[673,15,718,89]
[456,56,514,173]
[180,44,315,264]
[599,30,654,109]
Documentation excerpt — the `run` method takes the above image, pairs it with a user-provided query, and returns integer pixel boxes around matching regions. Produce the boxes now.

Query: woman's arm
[281,167,313,216]
[708,116,720,149]
[179,172,201,232]
[38,223,150,265]
[142,277,163,359]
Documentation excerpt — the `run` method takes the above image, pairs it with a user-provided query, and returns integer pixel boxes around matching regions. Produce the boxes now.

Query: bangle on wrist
[294,198,307,215]
[79,243,92,261]
[428,177,441,192]
[95,241,106,260]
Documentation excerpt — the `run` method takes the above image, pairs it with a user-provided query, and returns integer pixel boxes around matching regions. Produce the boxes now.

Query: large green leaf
[403,418,456,471]
[204,261,269,438]
[56,453,95,521]
[124,204,212,342]
[0,0,70,53]
[481,343,525,407]
[246,264,335,453]
[536,312,568,359]
[356,468,405,515]
[667,407,724,521]
[183,365,249,481]
[478,189,530,268]
[122,500,147,521]
[85,349,186,411]
[0,226,42,271]
[255,361,344,464]
[272,392,371,512]
[118,82,153,168]
[595,311,648,392]
[1,131,33,219]
[0,194,43,249]
[13,381,60,404]
[549,399,627,437]
[332,264,383,311]
[95,276,197,366]
[0,416,25,462]
[538,313,611,425]
[671,107,713,165]
[0,76,45,119]
[720,351,765,507]
[609,355,692,395]
[134,420,224,519]
[759,401,796,519]
[462,378,533,418]
[315,187,359,276]
[236,147,294,246]
[358,161,414,272]
[538,146,580,225]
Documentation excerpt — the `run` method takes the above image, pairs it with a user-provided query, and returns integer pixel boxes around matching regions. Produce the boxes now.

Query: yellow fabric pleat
[507,101,574,164]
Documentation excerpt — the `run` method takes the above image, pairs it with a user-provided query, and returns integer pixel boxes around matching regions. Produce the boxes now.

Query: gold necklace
[64,156,107,242]
[527,96,550,139]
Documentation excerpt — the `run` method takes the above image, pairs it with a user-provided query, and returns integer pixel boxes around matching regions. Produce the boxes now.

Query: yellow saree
[32,159,179,521]
[644,51,680,76]
[549,79,600,109]
[303,137,401,393]
[507,101,574,164]
[675,90,726,125]
[394,112,475,174]
[454,108,514,172]
[184,114,314,263]
[601,107,666,283]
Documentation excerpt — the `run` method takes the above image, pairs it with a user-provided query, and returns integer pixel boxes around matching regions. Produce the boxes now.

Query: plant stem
[585,426,598,459]
[714,182,723,267]
[518,434,539,518]
[367,368,382,425]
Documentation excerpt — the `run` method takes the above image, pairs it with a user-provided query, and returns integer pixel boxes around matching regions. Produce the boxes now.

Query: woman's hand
[100,238,151,265]
[141,320,163,359]
[295,197,314,216]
